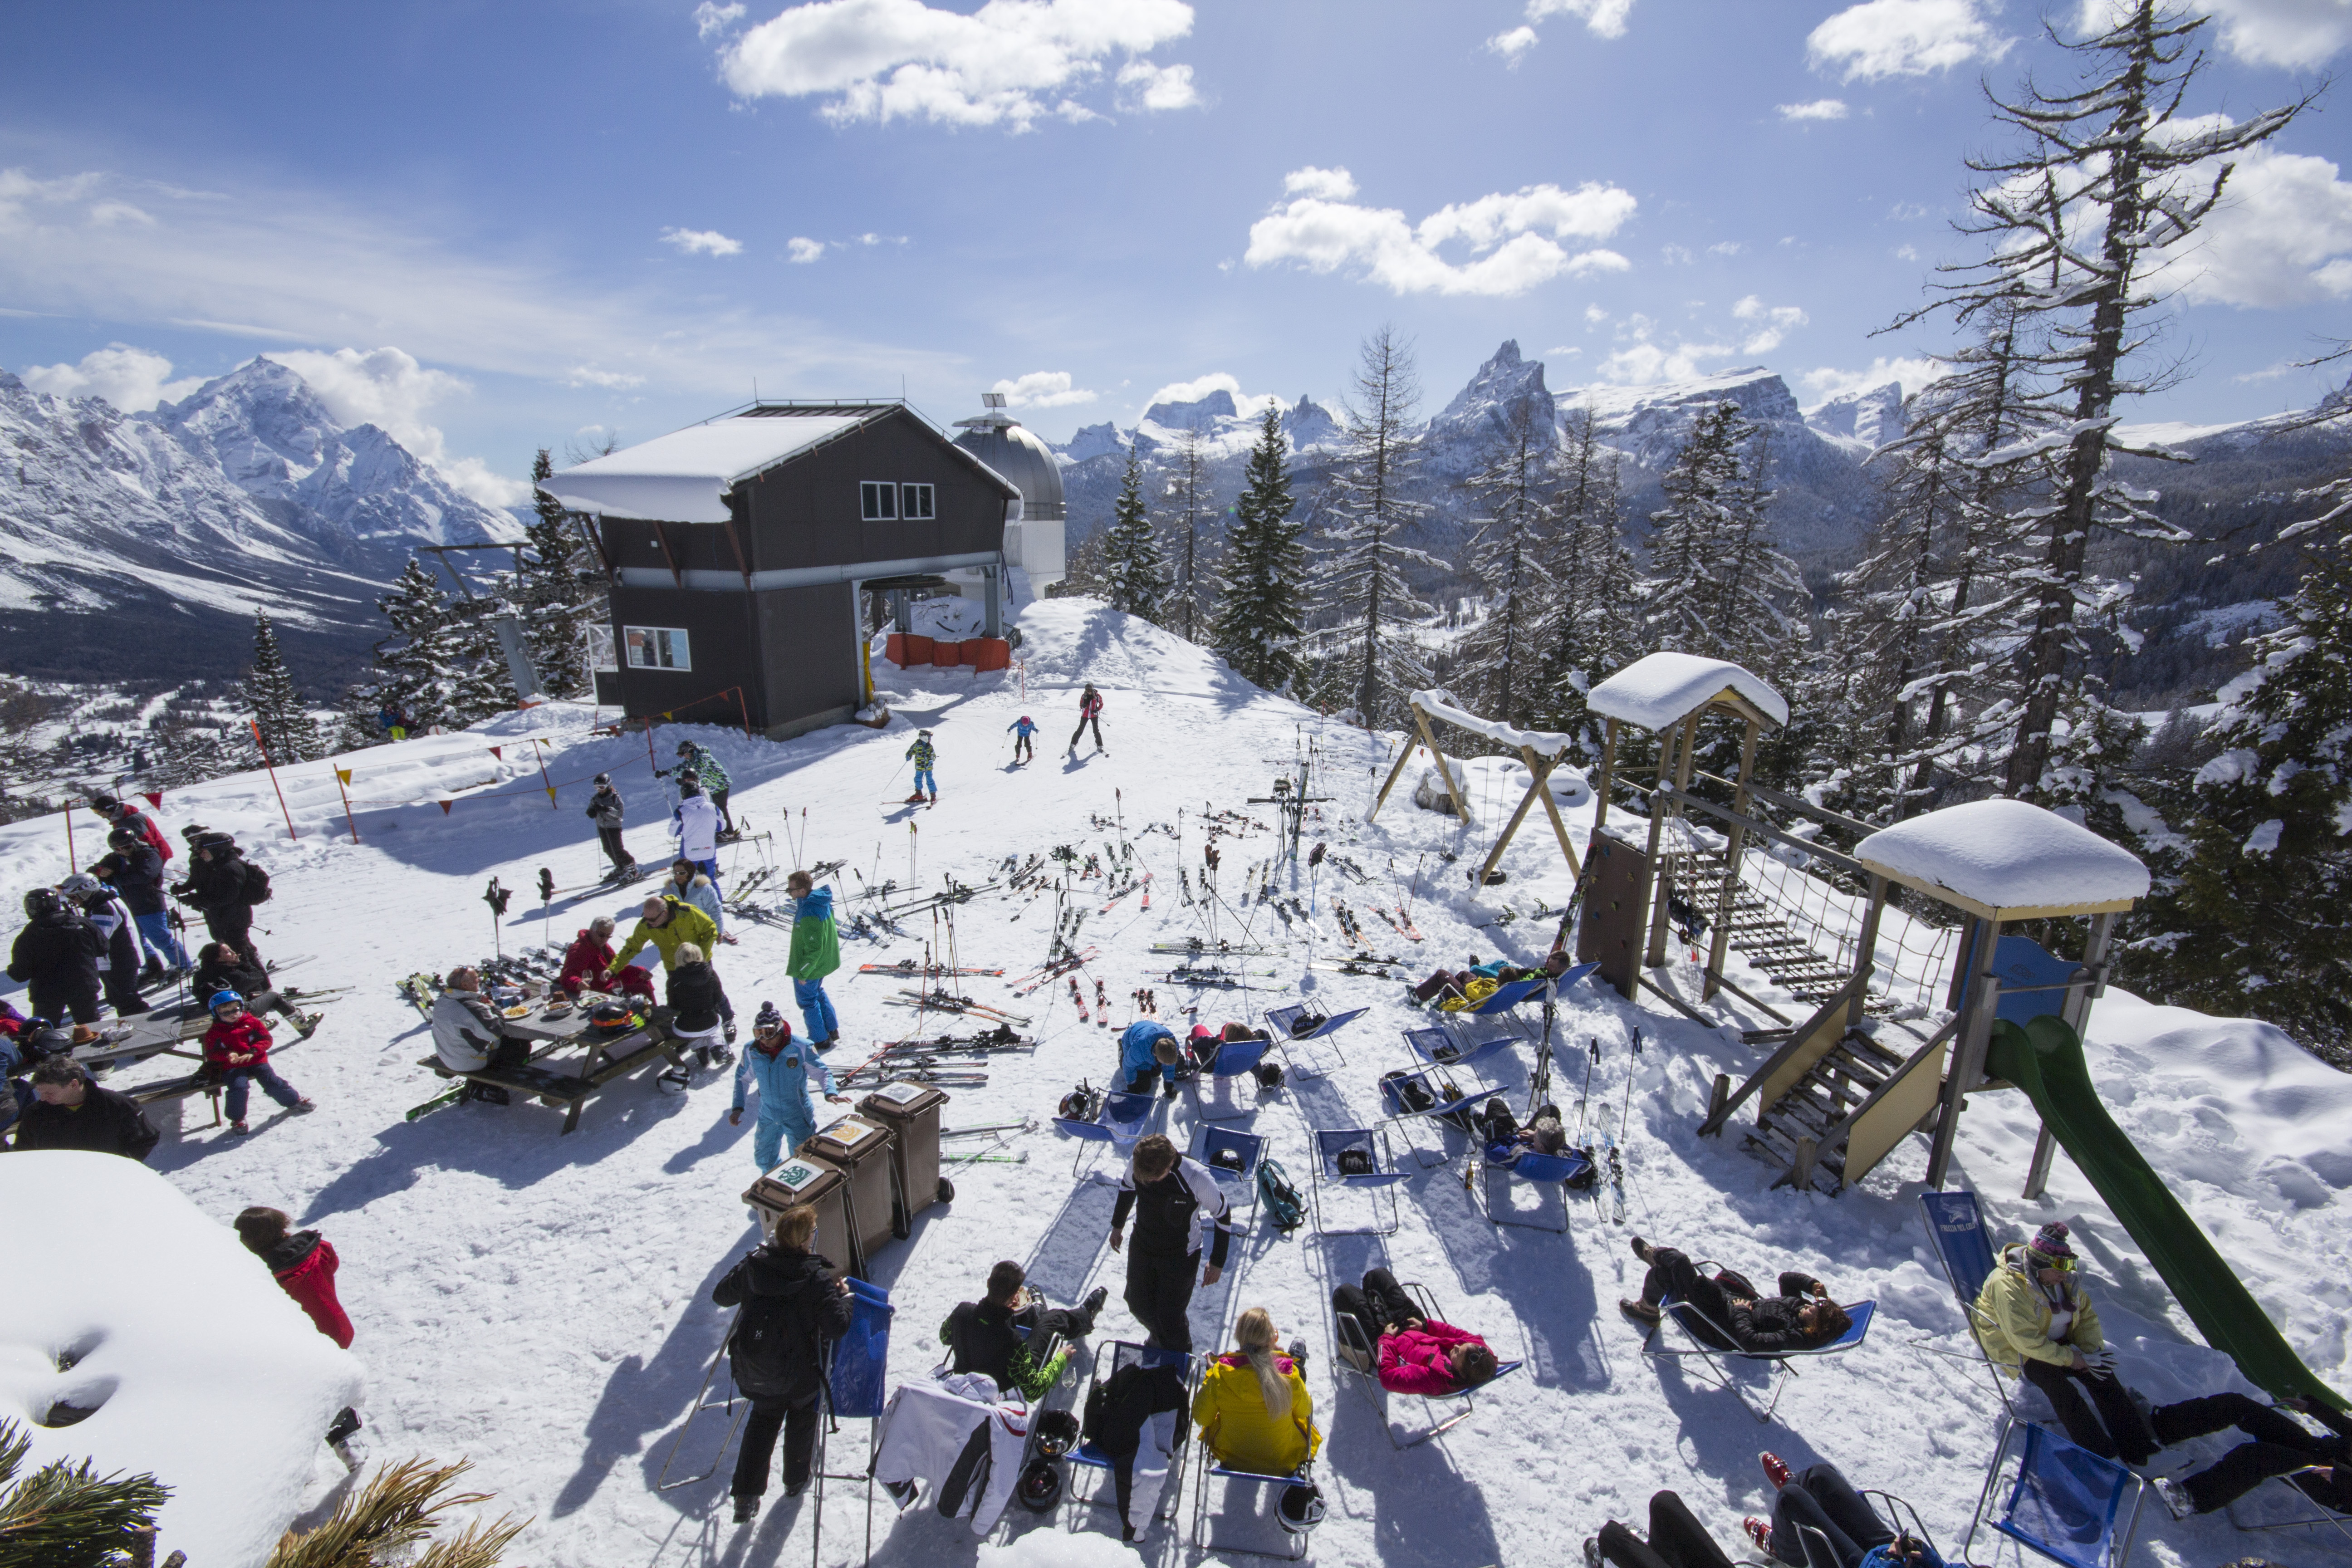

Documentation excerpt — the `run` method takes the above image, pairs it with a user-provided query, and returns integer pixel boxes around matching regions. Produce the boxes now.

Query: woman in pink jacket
[1333,1267,1499,1393]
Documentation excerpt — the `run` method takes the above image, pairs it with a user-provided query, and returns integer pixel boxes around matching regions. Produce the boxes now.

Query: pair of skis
[855,960,1004,978]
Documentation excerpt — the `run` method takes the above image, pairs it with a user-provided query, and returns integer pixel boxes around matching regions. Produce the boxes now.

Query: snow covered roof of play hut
[1854,797,2150,921]
[537,413,869,522]
[1585,652,1789,731]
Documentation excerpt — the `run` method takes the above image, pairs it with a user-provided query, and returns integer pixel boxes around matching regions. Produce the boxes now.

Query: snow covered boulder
[0,1152,363,1567]
[1413,757,1468,815]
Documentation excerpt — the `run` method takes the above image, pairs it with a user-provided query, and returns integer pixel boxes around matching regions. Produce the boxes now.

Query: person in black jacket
[192,942,314,1030]
[715,1204,852,1526]
[1108,1134,1234,1352]
[1617,1238,1851,1351]
[13,1055,159,1161]
[60,873,147,1019]
[172,834,267,969]
[585,774,636,879]
[941,1260,1109,1396]
[9,888,104,1026]
[98,828,185,980]
[663,944,735,1068]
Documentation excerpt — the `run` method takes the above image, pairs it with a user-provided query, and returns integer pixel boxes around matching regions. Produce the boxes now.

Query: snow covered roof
[1411,688,1574,758]
[537,412,872,521]
[1585,652,1789,731]
[1855,798,2150,921]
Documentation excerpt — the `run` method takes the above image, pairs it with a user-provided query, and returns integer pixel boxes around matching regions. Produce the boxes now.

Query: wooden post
[1639,717,1680,967]
[1926,915,2001,1188]
[1593,718,1618,834]
[1477,744,1581,887]
[1366,739,1418,823]
[1847,875,1888,1030]
[1524,743,1583,877]
[1644,710,1702,968]
[1702,714,1762,999]
[1413,703,1473,825]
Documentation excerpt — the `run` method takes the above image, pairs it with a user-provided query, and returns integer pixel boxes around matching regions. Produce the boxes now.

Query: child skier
[1070,683,1105,755]
[1007,715,1038,765]
[586,773,636,880]
[730,1003,851,1171]
[785,870,841,1048]
[672,776,722,884]
[201,991,315,1135]
[676,740,736,838]
[904,730,938,805]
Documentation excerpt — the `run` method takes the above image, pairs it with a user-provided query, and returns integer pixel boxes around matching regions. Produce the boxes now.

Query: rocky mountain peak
[1141,387,1240,429]
[1429,339,1554,470]
[1803,381,1905,453]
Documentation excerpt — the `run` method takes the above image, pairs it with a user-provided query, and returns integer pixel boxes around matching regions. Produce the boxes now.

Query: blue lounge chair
[1643,1289,1878,1424]
[1053,1090,1156,1175]
[1401,1025,1515,1070]
[1194,1125,1266,1232]
[1916,1189,2015,1413]
[1308,1127,1405,1237]
[1331,1280,1524,1449]
[1192,1031,1275,1122]
[1060,1342,1199,1531]
[1475,1145,1593,1233]
[1377,1063,1507,1169]
[1190,1455,1314,1560]
[1965,1419,2147,1568]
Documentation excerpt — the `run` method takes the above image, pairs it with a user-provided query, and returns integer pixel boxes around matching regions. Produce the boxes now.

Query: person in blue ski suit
[730,1003,849,1170]
[904,730,938,804]
[1118,1019,1186,1098]
[1007,715,1037,765]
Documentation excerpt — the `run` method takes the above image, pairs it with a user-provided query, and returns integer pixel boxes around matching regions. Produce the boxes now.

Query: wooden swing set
[1364,688,1583,888]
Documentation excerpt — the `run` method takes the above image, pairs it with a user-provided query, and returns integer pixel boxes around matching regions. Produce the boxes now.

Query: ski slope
[1,598,2347,1567]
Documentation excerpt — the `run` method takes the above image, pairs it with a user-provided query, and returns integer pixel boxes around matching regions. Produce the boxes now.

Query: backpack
[241,861,272,904]
[1256,1158,1305,1236]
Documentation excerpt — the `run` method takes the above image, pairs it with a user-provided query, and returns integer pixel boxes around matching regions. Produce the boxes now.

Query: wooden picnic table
[416,992,695,1134]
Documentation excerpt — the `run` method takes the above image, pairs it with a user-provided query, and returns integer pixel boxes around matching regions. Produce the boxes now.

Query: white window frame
[860,480,898,522]
[901,482,936,521]
[622,626,692,672]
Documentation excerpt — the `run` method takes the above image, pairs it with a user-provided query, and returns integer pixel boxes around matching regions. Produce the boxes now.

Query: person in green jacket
[785,870,841,1049]
[1970,1221,2157,1463]
[608,894,720,978]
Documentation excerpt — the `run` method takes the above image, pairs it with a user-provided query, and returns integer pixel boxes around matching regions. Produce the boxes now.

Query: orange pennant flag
[143,791,163,808]
[439,800,454,814]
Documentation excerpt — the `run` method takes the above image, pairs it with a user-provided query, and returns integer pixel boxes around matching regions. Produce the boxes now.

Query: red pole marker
[249,720,299,841]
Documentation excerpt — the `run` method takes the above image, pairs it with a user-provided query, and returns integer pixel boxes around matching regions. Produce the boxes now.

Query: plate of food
[539,1000,573,1019]
[502,1004,533,1019]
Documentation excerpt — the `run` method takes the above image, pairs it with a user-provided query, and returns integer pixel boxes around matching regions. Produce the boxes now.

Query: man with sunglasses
[1972,1221,2158,1464]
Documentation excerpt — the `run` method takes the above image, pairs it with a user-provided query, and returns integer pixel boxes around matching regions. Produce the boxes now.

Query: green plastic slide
[1987,1014,2346,1411]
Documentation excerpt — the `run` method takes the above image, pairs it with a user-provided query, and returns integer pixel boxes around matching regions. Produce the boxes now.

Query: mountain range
[0,358,519,688]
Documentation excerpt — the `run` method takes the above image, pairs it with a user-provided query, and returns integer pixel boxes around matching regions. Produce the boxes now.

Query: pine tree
[1705,422,1809,682]
[1210,407,1308,691]
[1161,425,1218,644]
[518,449,603,697]
[0,1417,171,1565]
[1642,402,1755,661]
[1890,0,2312,796]
[1453,402,1557,730]
[1535,410,1642,755]
[241,611,313,764]
[1099,449,1169,622]
[370,558,508,733]
[1317,325,1441,726]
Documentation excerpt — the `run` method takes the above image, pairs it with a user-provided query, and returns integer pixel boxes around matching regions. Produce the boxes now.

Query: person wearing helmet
[192,942,317,1032]
[674,740,735,838]
[585,773,637,881]
[670,776,723,885]
[201,991,315,1135]
[8,887,104,1028]
[171,833,270,969]
[1069,682,1104,756]
[14,1054,159,1162]
[96,827,182,982]
[903,730,938,806]
[1005,715,1037,766]
[728,1004,849,1172]
[91,794,172,867]
[60,873,148,1019]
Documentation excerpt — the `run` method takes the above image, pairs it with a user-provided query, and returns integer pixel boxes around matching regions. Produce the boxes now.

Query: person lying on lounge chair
[1617,1238,1850,1351]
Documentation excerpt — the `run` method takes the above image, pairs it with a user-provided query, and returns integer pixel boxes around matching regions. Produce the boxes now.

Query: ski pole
[1575,1036,1598,1140]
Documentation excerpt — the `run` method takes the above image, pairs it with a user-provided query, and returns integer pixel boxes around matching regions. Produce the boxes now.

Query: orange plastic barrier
[931,639,960,668]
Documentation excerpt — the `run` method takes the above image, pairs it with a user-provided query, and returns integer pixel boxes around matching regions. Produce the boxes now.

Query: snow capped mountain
[1803,381,1906,455]
[0,358,521,686]
[1426,338,1556,473]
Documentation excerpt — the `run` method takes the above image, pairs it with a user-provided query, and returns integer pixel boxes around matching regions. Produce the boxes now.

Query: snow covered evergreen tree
[1453,402,1556,731]
[1160,425,1217,644]
[1642,401,1804,668]
[1099,449,1169,623]
[1891,0,2311,798]
[1316,326,1440,726]
[241,610,314,764]
[369,557,508,733]
[519,449,603,697]
[1535,410,1642,755]
[1210,407,1308,692]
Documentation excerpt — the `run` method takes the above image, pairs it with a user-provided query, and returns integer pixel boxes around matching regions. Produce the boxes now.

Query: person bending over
[1619,1238,1852,1352]
[1332,1266,1500,1394]
[1109,1134,1232,1352]
[939,1260,1109,1399]
[1970,1221,2157,1465]
[1117,1019,1186,1098]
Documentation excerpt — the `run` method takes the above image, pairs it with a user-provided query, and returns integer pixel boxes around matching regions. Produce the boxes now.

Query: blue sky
[2,0,2347,506]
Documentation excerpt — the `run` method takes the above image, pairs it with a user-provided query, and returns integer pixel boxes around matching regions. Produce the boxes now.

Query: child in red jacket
[235,1205,363,1455]
[201,990,314,1135]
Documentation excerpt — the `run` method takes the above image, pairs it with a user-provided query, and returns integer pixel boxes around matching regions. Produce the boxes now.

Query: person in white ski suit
[672,778,722,885]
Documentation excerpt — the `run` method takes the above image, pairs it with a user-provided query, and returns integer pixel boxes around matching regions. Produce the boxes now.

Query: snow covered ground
[2,598,2347,1568]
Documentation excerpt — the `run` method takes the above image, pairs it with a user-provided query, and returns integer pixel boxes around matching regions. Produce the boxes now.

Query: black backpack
[241,860,273,905]
[730,1294,813,1401]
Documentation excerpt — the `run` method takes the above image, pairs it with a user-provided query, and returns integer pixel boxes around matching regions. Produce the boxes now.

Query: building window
[901,482,935,520]
[860,480,898,521]
[587,624,617,673]
[623,626,691,671]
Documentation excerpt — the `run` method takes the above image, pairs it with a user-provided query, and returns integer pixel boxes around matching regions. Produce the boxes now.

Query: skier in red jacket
[90,794,172,863]
[235,1205,363,1457]
[201,992,314,1135]
[558,917,655,1001]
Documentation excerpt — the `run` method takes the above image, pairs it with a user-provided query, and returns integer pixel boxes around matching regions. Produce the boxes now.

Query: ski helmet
[676,741,697,756]
[25,1025,74,1060]
[1277,1484,1326,1534]
[58,873,104,902]
[22,887,62,920]
[1014,1455,1064,1512]
[593,772,611,786]
[207,990,243,1013]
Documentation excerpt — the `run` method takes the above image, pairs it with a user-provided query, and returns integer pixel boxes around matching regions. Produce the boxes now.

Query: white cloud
[1487,25,1540,63]
[1525,0,1634,39]
[1116,58,1199,110]
[1731,294,1808,354]
[18,343,203,410]
[1544,344,1584,356]
[1584,304,1609,323]
[1660,243,1694,265]
[719,0,1198,131]
[991,369,1099,407]
[1245,174,1635,298]
[564,365,646,389]
[662,226,744,256]
[2077,0,2352,66]
[2163,138,2352,307]
[1144,371,1240,406]
[787,236,827,263]
[1597,338,1735,384]
[1807,0,2009,81]
[695,0,747,38]
[1283,166,1356,201]
[1798,355,1950,403]
[1895,243,1921,260]
[1888,201,1930,220]
[267,346,526,507]
[1708,240,1744,256]
[1778,98,1849,121]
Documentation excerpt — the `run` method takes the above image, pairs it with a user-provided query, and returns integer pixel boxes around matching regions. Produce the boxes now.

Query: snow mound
[1856,797,2149,913]
[0,1152,361,1568]
[1586,651,1790,730]
[1012,597,1262,702]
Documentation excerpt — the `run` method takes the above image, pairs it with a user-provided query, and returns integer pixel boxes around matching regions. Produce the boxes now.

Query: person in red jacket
[90,794,172,864]
[557,916,656,1002]
[1332,1267,1499,1394]
[201,990,314,1135]
[235,1205,363,1455]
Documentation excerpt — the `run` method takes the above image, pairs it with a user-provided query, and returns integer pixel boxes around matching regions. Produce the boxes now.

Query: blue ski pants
[913,768,936,798]
[794,978,838,1045]
[135,912,187,969]
[753,1106,817,1171]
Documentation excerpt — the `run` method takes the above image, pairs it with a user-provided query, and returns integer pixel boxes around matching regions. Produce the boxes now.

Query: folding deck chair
[1475,1144,1592,1233]
[1053,1090,1155,1175]
[1643,1289,1878,1423]
[1190,1451,1315,1560]
[1309,1127,1405,1237]
[1191,1031,1275,1122]
[1060,1342,1200,1532]
[1194,1125,1266,1233]
[1401,1024,1515,1071]
[1916,1190,2015,1413]
[1377,1062,1508,1168]
[1263,1003,1368,1080]
[1331,1279,1524,1449]
[1964,1418,2147,1568]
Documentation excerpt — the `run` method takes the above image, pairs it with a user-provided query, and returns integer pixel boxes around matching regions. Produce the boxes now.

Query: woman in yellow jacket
[1193,1307,1321,1477]
[1970,1221,2157,1463]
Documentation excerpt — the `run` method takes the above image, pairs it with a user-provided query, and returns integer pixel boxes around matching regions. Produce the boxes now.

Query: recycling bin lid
[808,1115,890,1157]
[862,1081,950,1117]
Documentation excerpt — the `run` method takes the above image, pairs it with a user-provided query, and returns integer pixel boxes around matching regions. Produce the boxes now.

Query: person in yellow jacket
[1970,1221,2156,1463]
[1193,1307,1321,1477]
[608,894,720,978]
